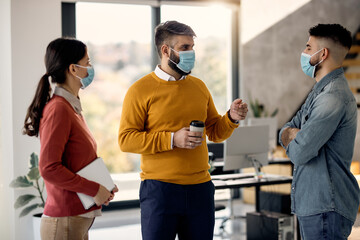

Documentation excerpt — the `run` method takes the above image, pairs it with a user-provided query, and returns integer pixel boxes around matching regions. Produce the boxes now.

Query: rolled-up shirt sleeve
[279,103,305,148]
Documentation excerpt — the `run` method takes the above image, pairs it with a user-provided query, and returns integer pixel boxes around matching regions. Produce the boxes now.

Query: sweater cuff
[85,181,100,197]
[226,110,240,126]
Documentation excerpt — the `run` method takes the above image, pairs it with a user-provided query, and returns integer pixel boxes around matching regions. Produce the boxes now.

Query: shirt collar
[154,65,186,81]
[313,68,344,94]
[53,86,82,115]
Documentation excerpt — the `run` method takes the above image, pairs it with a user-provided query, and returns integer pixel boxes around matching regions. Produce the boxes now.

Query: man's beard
[311,56,322,77]
[168,51,191,76]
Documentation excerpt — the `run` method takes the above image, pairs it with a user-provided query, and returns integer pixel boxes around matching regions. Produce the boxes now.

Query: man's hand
[281,127,300,147]
[173,127,204,149]
[229,99,248,121]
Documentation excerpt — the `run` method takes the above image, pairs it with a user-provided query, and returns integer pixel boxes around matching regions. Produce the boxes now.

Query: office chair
[208,143,231,236]
[214,203,230,236]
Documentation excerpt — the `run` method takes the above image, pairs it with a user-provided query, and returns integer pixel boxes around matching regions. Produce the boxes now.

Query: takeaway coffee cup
[190,120,205,133]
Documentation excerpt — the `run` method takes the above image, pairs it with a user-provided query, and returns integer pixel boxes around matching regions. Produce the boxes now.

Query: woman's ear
[68,64,77,77]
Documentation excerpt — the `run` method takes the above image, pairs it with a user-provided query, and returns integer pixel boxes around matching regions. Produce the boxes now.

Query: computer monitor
[223,125,269,173]
[248,117,278,152]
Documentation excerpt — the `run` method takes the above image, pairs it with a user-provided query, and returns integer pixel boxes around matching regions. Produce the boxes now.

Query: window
[77,2,151,201]
[161,4,232,114]
[75,1,235,202]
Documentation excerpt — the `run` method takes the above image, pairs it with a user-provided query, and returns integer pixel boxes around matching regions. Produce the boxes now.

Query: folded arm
[283,94,344,165]
[281,127,300,147]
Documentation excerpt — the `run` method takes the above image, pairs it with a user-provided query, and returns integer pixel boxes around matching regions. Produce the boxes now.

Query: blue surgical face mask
[169,48,195,73]
[75,65,95,89]
[300,48,324,78]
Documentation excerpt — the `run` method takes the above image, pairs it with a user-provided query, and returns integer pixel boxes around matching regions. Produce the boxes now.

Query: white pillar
[0,0,15,239]
[1,0,61,239]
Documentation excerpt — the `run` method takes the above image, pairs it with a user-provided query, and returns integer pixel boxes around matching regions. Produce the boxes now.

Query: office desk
[212,157,292,168]
[212,173,293,212]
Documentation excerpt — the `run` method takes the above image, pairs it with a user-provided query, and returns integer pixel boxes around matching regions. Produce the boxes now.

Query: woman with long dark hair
[23,38,116,239]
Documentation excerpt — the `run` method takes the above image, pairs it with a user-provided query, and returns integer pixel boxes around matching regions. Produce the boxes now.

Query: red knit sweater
[39,95,101,217]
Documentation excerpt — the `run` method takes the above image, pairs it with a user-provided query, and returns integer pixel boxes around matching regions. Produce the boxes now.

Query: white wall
[241,0,360,125]
[241,0,360,139]
[241,0,360,161]
[1,0,61,239]
[0,0,15,239]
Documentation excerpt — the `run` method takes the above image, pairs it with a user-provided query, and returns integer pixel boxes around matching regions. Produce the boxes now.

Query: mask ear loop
[311,48,325,78]
[65,64,79,86]
[72,65,86,88]
[167,47,179,66]
[170,48,179,54]
[74,64,91,78]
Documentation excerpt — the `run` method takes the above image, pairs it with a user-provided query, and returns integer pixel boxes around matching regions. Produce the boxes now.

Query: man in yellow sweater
[119,21,248,240]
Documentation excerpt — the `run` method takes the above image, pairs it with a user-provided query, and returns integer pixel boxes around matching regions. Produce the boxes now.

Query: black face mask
[168,49,191,76]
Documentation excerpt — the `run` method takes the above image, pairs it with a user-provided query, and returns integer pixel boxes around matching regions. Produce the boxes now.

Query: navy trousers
[140,180,215,240]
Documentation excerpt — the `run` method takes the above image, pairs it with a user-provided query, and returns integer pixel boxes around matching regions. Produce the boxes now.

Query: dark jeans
[297,211,353,240]
[140,180,215,240]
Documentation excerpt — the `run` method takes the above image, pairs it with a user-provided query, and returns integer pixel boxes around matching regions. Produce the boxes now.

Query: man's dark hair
[155,21,196,57]
[309,24,352,49]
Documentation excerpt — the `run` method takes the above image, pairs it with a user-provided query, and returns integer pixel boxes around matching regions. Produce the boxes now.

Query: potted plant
[249,96,278,118]
[248,95,279,152]
[9,152,45,239]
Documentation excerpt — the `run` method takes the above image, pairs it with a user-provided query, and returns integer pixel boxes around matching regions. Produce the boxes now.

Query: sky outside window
[77,3,151,45]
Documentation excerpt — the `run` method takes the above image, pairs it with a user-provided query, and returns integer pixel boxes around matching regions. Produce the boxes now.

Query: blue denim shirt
[279,68,359,222]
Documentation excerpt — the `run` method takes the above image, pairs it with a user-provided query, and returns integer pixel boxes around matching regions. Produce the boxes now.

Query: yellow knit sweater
[118,72,238,184]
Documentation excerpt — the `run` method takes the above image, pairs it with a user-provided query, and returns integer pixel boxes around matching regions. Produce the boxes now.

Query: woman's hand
[107,185,119,204]
[94,185,112,206]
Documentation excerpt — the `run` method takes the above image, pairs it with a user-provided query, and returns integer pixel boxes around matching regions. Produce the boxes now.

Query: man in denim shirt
[279,24,359,240]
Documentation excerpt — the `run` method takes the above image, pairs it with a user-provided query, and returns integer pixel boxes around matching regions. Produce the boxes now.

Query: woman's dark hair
[23,38,87,137]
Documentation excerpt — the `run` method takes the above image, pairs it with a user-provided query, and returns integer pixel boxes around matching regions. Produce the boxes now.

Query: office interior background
[1,0,360,239]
